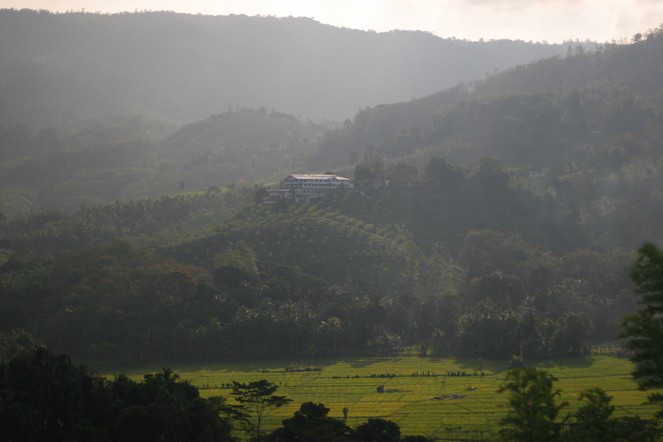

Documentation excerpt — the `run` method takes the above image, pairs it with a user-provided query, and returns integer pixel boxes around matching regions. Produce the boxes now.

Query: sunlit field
[109,354,655,440]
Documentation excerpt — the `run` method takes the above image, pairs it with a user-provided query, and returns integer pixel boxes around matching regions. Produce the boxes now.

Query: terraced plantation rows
[116,355,655,440]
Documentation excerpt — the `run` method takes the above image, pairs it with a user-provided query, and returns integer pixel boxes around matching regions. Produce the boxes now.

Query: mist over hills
[308,27,663,251]
[3,9,663,373]
[1,17,662,224]
[0,8,566,128]
[0,109,331,214]
[310,31,663,170]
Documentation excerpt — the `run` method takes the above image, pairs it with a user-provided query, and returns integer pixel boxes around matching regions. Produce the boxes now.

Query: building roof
[286,173,352,181]
[287,174,352,181]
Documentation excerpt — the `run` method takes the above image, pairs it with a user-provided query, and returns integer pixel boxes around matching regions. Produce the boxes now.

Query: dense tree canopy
[0,347,233,442]
[0,170,638,364]
[620,242,663,415]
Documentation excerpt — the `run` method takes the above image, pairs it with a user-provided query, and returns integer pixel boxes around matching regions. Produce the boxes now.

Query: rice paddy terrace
[115,354,655,440]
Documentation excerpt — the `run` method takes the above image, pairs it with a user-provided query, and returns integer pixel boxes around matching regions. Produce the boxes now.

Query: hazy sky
[1,0,662,43]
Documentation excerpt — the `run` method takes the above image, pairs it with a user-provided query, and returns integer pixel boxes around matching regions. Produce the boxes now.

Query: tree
[0,329,42,363]
[232,379,291,437]
[567,387,615,441]
[549,312,594,357]
[385,162,418,186]
[620,242,663,415]
[424,157,464,189]
[113,405,163,442]
[213,240,259,286]
[610,416,663,441]
[252,186,270,203]
[1,347,234,441]
[318,317,344,353]
[473,157,511,194]
[267,402,351,442]
[354,153,386,189]
[352,418,400,442]
[497,368,567,442]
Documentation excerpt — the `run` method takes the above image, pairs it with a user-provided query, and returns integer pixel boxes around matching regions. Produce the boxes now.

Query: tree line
[0,346,435,441]
[3,240,663,440]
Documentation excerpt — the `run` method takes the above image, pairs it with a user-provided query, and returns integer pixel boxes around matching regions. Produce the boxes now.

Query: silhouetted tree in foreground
[267,402,351,441]
[621,242,663,415]
[231,379,291,438]
[266,402,433,442]
[353,417,401,441]
[0,347,234,441]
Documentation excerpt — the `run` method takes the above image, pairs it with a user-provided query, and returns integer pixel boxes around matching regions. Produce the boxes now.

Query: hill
[0,172,636,363]
[308,28,663,251]
[309,28,663,170]
[1,15,662,368]
[0,9,566,128]
[0,108,330,214]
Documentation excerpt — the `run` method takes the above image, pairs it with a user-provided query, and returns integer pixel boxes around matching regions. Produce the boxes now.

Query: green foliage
[0,109,326,212]
[353,418,401,442]
[608,416,663,442]
[0,348,233,441]
[354,154,387,189]
[0,181,634,363]
[497,369,662,442]
[231,379,291,437]
[497,368,567,442]
[620,242,663,415]
[266,401,434,442]
[267,402,352,441]
[0,241,219,363]
[385,162,419,186]
[5,30,662,364]
[424,157,464,189]
[568,387,615,441]
[0,329,42,363]
[213,240,259,280]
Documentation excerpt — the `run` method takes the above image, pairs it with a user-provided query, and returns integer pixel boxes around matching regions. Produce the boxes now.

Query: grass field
[110,354,655,440]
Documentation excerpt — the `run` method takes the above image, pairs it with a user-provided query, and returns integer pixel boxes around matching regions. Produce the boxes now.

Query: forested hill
[2,31,660,363]
[0,9,565,127]
[308,27,663,252]
[0,108,330,215]
[3,13,663,368]
[310,27,663,169]
[0,172,635,364]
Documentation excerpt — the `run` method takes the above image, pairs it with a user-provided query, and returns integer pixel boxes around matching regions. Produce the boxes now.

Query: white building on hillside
[268,174,354,203]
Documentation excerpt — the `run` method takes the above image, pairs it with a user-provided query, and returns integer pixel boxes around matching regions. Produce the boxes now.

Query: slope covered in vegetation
[1,16,662,369]
[0,9,565,127]
[0,171,636,364]
[0,109,329,214]
[310,27,663,171]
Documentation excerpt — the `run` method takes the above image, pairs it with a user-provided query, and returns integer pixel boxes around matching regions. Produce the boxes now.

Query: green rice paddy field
[116,355,655,440]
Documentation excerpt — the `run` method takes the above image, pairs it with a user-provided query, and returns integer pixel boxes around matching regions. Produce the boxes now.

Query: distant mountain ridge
[309,28,663,170]
[1,26,662,216]
[0,9,566,128]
